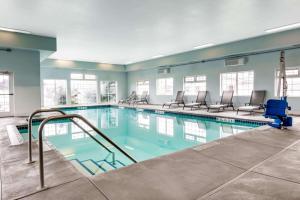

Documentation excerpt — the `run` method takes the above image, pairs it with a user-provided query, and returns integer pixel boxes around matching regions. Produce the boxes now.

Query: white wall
[127,49,300,113]
[0,49,41,116]
[40,67,127,105]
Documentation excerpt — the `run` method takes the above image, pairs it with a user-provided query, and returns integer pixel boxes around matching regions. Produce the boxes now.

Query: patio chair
[131,91,149,105]
[237,90,266,114]
[118,91,137,104]
[183,91,207,110]
[207,90,234,112]
[162,91,185,108]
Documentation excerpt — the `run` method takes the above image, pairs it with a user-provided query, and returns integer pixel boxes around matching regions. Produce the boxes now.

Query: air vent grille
[157,68,171,74]
[225,57,247,67]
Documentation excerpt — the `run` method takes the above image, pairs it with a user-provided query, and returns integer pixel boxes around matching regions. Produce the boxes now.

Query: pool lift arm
[264,50,293,129]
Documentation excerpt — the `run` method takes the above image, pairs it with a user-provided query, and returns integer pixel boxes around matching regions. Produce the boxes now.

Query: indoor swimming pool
[19,106,261,175]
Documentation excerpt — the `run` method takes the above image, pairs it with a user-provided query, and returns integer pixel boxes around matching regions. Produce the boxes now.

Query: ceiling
[1,0,300,64]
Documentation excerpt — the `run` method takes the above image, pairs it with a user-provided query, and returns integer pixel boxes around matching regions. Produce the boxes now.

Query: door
[0,72,14,116]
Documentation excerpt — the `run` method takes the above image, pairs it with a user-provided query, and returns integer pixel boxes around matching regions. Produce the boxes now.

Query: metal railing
[36,113,137,189]
[28,109,66,163]
[28,109,118,164]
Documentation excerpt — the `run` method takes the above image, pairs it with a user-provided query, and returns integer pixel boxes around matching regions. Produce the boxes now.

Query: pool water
[20,106,260,175]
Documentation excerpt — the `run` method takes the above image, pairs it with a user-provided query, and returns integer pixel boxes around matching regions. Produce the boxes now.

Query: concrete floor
[1,107,300,200]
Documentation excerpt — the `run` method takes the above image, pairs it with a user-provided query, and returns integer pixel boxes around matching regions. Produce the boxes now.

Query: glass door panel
[0,72,13,116]
[100,81,117,103]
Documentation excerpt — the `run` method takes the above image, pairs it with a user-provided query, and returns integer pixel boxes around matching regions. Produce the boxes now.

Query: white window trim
[275,67,300,97]
[136,80,150,95]
[183,75,206,96]
[70,79,98,105]
[156,78,173,96]
[43,79,68,107]
[100,80,118,103]
[220,70,254,96]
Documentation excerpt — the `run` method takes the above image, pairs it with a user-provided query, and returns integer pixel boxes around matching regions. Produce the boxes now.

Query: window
[237,71,254,96]
[156,78,173,95]
[275,68,300,97]
[43,79,67,106]
[136,81,150,95]
[183,75,206,95]
[71,80,97,104]
[157,116,174,136]
[70,73,83,79]
[220,71,254,96]
[0,74,10,112]
[70,73,97,104]
[100,81,117,103]
[84,74,96,80]
[220,72,237,94]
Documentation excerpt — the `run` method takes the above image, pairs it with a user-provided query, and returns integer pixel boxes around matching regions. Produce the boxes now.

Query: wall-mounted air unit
[224,57,248,67]
[157,68,171,74]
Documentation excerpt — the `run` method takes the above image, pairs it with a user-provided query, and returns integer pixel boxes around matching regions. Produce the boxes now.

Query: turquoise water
[20,106,259,175]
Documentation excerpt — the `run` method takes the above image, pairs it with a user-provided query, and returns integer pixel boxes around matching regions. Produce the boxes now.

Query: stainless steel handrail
[28,109,66,163]
[37,114,137,189]
[28,109,117,164]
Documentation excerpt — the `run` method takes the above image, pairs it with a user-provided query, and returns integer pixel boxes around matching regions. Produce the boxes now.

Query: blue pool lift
[264,51,293,129]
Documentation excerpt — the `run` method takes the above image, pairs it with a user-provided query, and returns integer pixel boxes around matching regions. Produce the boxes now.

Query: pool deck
[1,105,300,199]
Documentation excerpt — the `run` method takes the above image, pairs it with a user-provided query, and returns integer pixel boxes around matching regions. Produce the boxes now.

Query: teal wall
[127,49,300,114]
[0,30,56,61]
[0,49,41,116]
[126,29,300,113]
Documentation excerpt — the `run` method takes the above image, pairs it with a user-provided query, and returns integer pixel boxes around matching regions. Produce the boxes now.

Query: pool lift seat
[264,98,292,129]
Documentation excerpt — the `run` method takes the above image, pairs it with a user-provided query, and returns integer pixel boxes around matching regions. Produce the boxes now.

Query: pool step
[110,160,126,168]
[81,160,106,175]
[70,159,99,176]
[71,158,126,175]
[97,160,116,171]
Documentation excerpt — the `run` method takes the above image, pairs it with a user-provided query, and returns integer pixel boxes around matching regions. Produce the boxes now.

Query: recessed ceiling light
[265,22,300,33]
[0,27,31,34]
[152,54,164,58]
[193,43,214,49]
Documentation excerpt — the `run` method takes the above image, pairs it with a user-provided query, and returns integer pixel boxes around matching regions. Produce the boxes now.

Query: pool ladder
[27,108,137,190]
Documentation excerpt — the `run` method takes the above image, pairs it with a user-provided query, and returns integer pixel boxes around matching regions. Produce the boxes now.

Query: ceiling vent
[225,57,248,67]
[158,68,171,74]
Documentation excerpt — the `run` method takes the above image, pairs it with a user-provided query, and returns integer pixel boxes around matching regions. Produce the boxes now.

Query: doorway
[0,72,14,116]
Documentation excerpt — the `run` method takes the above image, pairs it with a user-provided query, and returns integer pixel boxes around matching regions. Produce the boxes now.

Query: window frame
[220,70,254,96]
[100,80,118,103]
[136,80,150,95]
[70,73,98,105]
[156,77,173,96]
[183,75,206,96]
[43,79,68,107]
[275,67,300,97]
